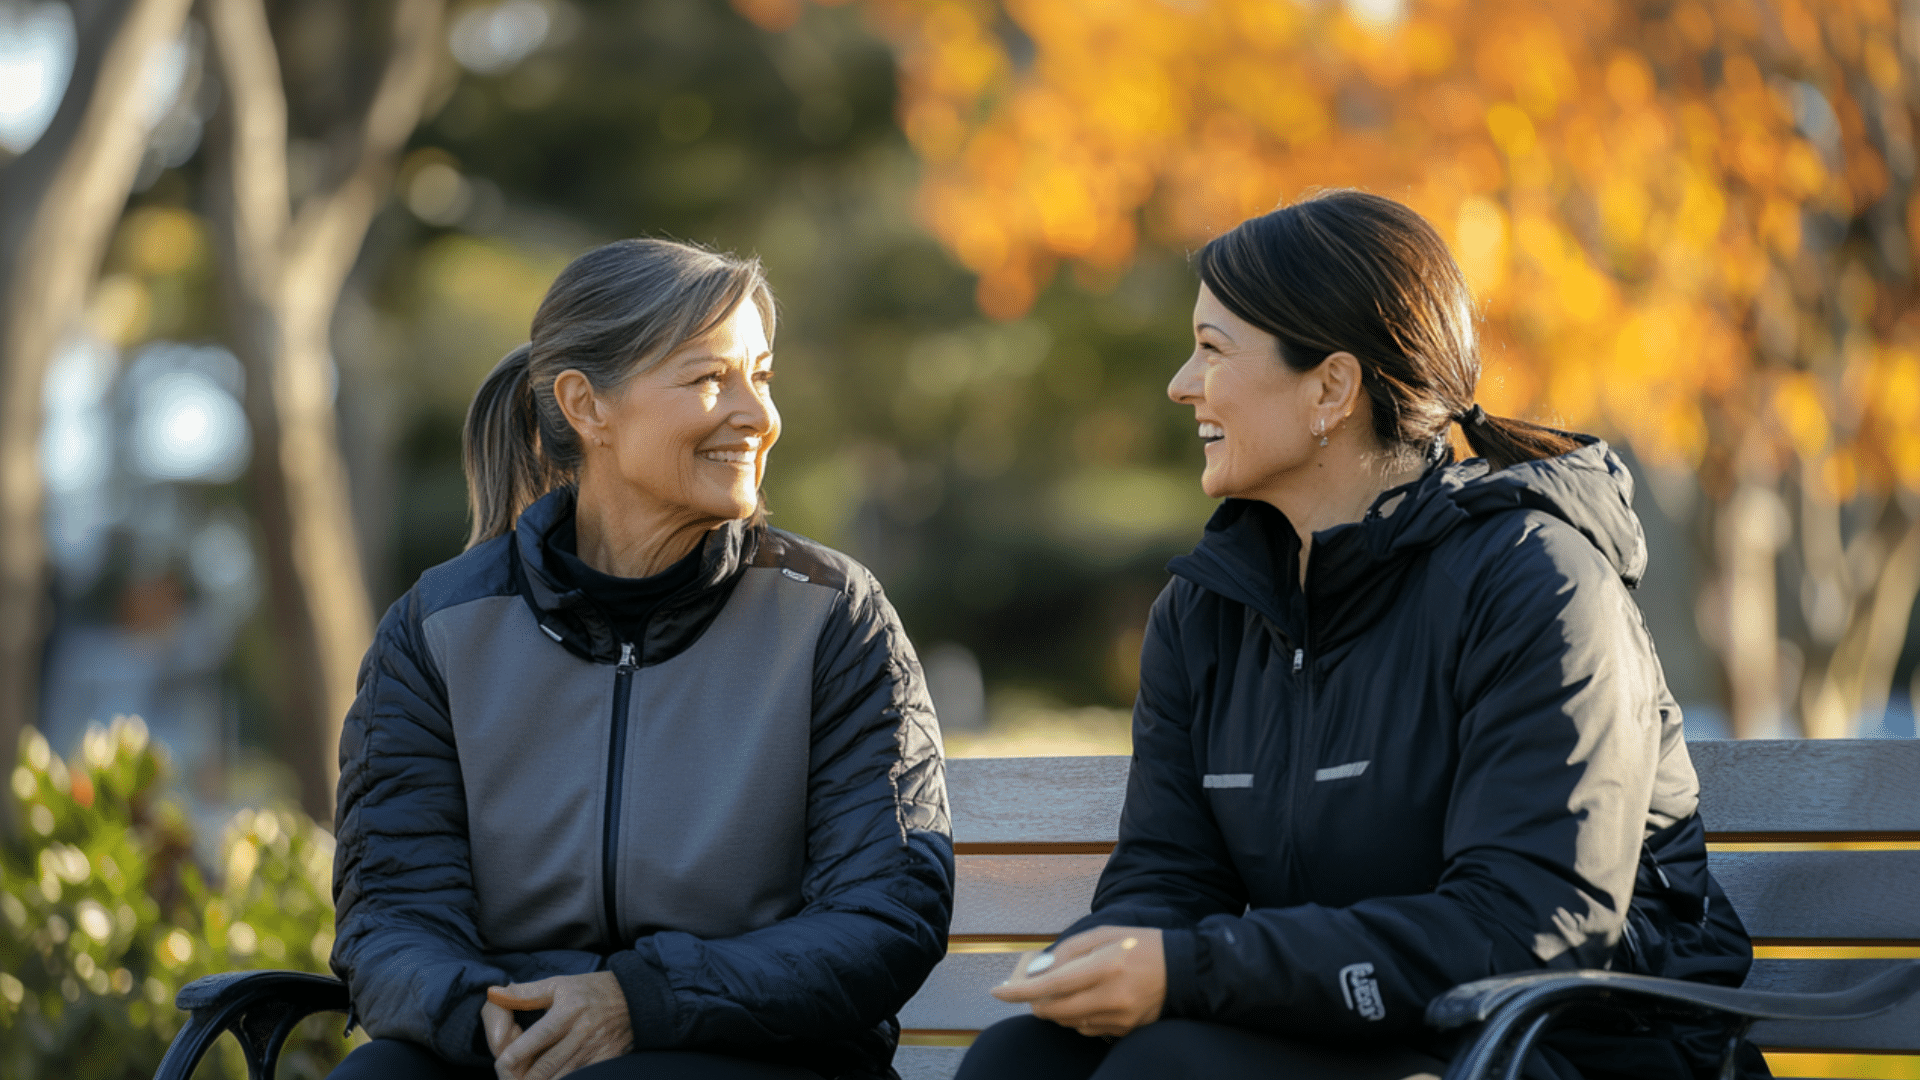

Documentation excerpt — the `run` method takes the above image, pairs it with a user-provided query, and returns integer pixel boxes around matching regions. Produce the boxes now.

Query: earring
[1313,419,1329,447]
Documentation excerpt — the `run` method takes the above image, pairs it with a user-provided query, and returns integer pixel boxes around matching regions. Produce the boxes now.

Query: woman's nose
[1168,355,1205,404]
[730,379,776,434]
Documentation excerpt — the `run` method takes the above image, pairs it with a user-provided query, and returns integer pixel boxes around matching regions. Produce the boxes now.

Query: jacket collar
[512,486,757,665]
[1168,435,1646,644]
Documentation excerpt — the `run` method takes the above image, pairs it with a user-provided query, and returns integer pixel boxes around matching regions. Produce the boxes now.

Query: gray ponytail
[463,344,553,548]
[461,238,775,548]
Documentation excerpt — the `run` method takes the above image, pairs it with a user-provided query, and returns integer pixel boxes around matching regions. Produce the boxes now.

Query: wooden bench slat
[1746,959,1920,1052]
[900,952,1029,1032]
[953,854,1106,937]
[951,850,1920,943]
[950,742,1920,845]
[948,756,1129,847]
[1714,850,1920,941]
[1693,740,1920,837]
[901,955,1918,1053]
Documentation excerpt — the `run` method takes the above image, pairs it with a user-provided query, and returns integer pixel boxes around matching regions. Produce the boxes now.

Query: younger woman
[963,191,1757,1080]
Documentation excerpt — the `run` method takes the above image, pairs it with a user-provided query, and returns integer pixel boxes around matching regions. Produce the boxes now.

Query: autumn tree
[808,0,1920,737]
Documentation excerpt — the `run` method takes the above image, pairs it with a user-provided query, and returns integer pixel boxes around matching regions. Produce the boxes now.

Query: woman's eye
[753,370,775,385]
[693,372,724,387]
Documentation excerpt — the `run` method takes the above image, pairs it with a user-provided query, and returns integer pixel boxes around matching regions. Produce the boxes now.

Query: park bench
[155,739,1920,1080]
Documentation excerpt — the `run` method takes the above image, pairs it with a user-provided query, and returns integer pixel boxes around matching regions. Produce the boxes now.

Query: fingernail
[1026,953,1055,975]
[1121,937,1138,950]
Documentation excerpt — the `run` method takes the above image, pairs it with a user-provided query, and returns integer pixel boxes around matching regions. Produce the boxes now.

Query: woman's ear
[1313,351,1365,426]
[552,369,604,448]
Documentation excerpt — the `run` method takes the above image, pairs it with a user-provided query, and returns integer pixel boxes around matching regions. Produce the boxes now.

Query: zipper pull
[618,642,635,669]
[1292,648,1304,673]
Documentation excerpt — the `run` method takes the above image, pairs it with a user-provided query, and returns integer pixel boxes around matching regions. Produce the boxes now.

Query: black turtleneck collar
[547,517,703,649]
[512,487,758,665]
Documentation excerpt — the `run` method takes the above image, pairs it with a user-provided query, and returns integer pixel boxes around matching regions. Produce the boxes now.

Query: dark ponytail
[463,344,555,549]
[460,238,776,549]
[1450,403,1583,472]
[1196,189,1578,471]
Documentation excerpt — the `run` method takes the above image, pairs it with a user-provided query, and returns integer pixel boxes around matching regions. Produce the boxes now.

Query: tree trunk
[205,0,443,823]
[0,0,195,831]
[1715,476,1787,738]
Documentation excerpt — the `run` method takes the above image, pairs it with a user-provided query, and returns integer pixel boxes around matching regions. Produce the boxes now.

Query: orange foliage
[782,0,1920,496]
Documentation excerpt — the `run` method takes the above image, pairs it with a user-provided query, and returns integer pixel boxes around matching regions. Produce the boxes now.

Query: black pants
[325,1038,821,1079]
[953,1016,1448,1080]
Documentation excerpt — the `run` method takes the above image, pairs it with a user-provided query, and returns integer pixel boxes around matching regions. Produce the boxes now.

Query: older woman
[326,239,952,1080]
[959,192,1760,1080]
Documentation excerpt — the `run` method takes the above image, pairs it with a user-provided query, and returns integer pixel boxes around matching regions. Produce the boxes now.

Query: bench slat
[948,756,1128,847]
[951,850,1920,943]
[901,955,1918,1052]
[1746,958,1920,1051]
[900,952,1028,1032]
[953,854,1105,937]
[1693,740,1920,837]
[950,742,1920,845]
[1713,850,1920,941]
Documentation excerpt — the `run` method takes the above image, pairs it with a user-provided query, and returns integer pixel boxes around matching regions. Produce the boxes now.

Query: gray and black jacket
[1060,439,1760,1080]
[331,488,953,1079]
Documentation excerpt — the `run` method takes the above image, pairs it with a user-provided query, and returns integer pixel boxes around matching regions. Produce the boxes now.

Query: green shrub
[2,720,359,1079]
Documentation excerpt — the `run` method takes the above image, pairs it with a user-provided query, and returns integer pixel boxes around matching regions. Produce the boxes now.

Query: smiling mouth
[699,449,756,464]
[1198,422,1224,444]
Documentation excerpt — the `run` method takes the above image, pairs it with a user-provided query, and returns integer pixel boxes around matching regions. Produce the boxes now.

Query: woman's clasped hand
[991,927,1167,1038]
[482,974,633,1080]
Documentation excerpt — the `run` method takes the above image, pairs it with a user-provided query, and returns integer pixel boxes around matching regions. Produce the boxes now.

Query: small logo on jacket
[1339,963,1386,1021]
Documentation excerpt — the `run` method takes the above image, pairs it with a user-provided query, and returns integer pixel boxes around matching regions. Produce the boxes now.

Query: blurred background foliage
[1,720,354,1079]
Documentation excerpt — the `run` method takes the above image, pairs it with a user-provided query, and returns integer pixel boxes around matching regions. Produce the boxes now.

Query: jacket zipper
[601,641,636,945]
[1284,590,1316,900]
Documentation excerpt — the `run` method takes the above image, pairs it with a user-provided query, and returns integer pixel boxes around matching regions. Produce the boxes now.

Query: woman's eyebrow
[1196,321,1235,342]
[669,349,730,369]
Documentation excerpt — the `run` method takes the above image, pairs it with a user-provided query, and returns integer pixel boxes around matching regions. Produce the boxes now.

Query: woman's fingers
[1013,927,1165,1036]
[991,935,1136,1003]
[494,1006,568,1076]
[1051,925,1137,964]
[991,954,1119,1003]
[488,979,556,1012]
[481,1000,521,1058]
[516,1023,592,1080]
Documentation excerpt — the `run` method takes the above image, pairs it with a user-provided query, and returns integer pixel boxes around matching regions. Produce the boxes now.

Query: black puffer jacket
[331,489,953,1079]
[1060,439,1759,1080]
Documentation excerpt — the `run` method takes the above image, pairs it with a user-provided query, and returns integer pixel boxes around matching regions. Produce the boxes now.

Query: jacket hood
[512,486,757,664]
[1170,435,1647,635]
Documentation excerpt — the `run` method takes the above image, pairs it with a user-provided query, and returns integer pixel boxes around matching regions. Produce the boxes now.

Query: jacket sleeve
[1138,528,1661,1040]
[331,593,602,1066]
[1058,584,1248,941]
[607,568,954,1050]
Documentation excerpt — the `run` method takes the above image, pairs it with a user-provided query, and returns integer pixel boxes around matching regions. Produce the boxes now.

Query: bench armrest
[153,969,350,1080]
[1426,961,1920,1080]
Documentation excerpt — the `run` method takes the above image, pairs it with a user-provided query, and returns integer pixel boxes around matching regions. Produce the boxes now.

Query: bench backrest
[898,740,1920,1063]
